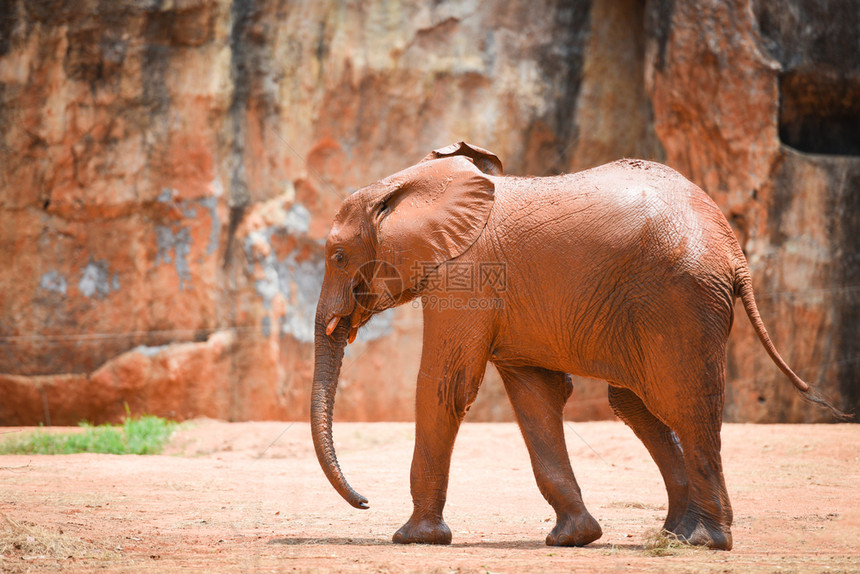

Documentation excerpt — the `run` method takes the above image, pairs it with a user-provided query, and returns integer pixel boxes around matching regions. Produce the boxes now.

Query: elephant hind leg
[608,385,688,531]
[671,418,733,550]
[497,364,602,547]
[642,363,733,550]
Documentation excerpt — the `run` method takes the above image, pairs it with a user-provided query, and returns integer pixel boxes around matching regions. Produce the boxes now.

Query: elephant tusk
[348,326,358,344]
[325,316,340,336]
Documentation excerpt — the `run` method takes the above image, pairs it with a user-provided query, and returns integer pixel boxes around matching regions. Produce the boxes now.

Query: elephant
[311,142,845,551]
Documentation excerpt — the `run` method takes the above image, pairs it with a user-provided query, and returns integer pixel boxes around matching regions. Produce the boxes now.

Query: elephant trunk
[310,310,369,509]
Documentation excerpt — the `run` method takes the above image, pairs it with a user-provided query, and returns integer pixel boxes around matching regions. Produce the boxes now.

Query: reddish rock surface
[0,0,856,424]
[645,0,859,421]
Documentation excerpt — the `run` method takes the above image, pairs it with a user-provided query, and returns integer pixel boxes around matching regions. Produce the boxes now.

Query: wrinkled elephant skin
[310,142,845,550]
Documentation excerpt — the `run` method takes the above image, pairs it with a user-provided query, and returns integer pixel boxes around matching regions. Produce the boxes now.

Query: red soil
[1,421,857,572]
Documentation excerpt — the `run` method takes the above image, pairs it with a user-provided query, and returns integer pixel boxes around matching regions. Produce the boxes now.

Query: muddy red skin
[310,142,844,551]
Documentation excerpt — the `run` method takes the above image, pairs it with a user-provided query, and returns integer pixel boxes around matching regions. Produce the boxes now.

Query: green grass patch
[0,415,178,455]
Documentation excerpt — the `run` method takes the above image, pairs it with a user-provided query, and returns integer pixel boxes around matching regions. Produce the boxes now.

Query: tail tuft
[799,388,853,422]
[735,268,851,421]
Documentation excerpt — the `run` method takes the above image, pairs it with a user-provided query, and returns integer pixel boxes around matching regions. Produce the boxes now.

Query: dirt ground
[1,420,858,573]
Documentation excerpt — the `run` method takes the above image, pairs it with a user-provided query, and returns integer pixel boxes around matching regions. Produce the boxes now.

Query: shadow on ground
[268,536,646,551]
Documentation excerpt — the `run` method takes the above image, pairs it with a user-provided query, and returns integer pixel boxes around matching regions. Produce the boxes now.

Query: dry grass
[0,512,96,560]
[606,500,665,511]
[641,528,698,557]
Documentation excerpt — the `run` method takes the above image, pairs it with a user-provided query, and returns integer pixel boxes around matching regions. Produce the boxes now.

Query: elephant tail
[734,267,851,420]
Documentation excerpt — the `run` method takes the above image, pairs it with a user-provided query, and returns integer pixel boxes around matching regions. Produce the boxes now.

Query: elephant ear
[375,156,496,294]
[420,141,504,176]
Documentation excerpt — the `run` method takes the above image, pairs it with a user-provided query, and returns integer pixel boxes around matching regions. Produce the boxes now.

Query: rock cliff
[646,0,859,421]
[0,0,855,424]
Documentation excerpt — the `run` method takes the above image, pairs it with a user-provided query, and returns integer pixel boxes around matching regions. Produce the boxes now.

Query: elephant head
[311,142,502,508]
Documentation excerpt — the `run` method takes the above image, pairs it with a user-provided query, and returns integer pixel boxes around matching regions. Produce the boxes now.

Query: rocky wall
[646,0,859,421]
[0,0,855,425]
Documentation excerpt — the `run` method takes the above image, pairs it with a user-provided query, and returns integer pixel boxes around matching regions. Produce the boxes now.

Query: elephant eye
[332,249,347,268]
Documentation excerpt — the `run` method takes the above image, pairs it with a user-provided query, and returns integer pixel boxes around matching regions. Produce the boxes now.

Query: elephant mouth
[326,259,412,343]
[323,294,373,344]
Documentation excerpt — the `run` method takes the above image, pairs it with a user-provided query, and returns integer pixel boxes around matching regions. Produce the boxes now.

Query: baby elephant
[311,142,844,550]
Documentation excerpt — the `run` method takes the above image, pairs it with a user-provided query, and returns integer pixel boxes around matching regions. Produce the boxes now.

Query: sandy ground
[0,420,858,573]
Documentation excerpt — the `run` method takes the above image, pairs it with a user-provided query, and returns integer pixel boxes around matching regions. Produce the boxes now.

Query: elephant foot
[546,511,602,547]
[669,513,732,550]
[393,515,452,545]
[662,507,687,533]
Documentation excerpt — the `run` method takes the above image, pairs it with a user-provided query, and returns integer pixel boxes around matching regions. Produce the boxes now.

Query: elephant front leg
[393,338,489,545]
[498,365,602,547]
[391,393,458,545]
